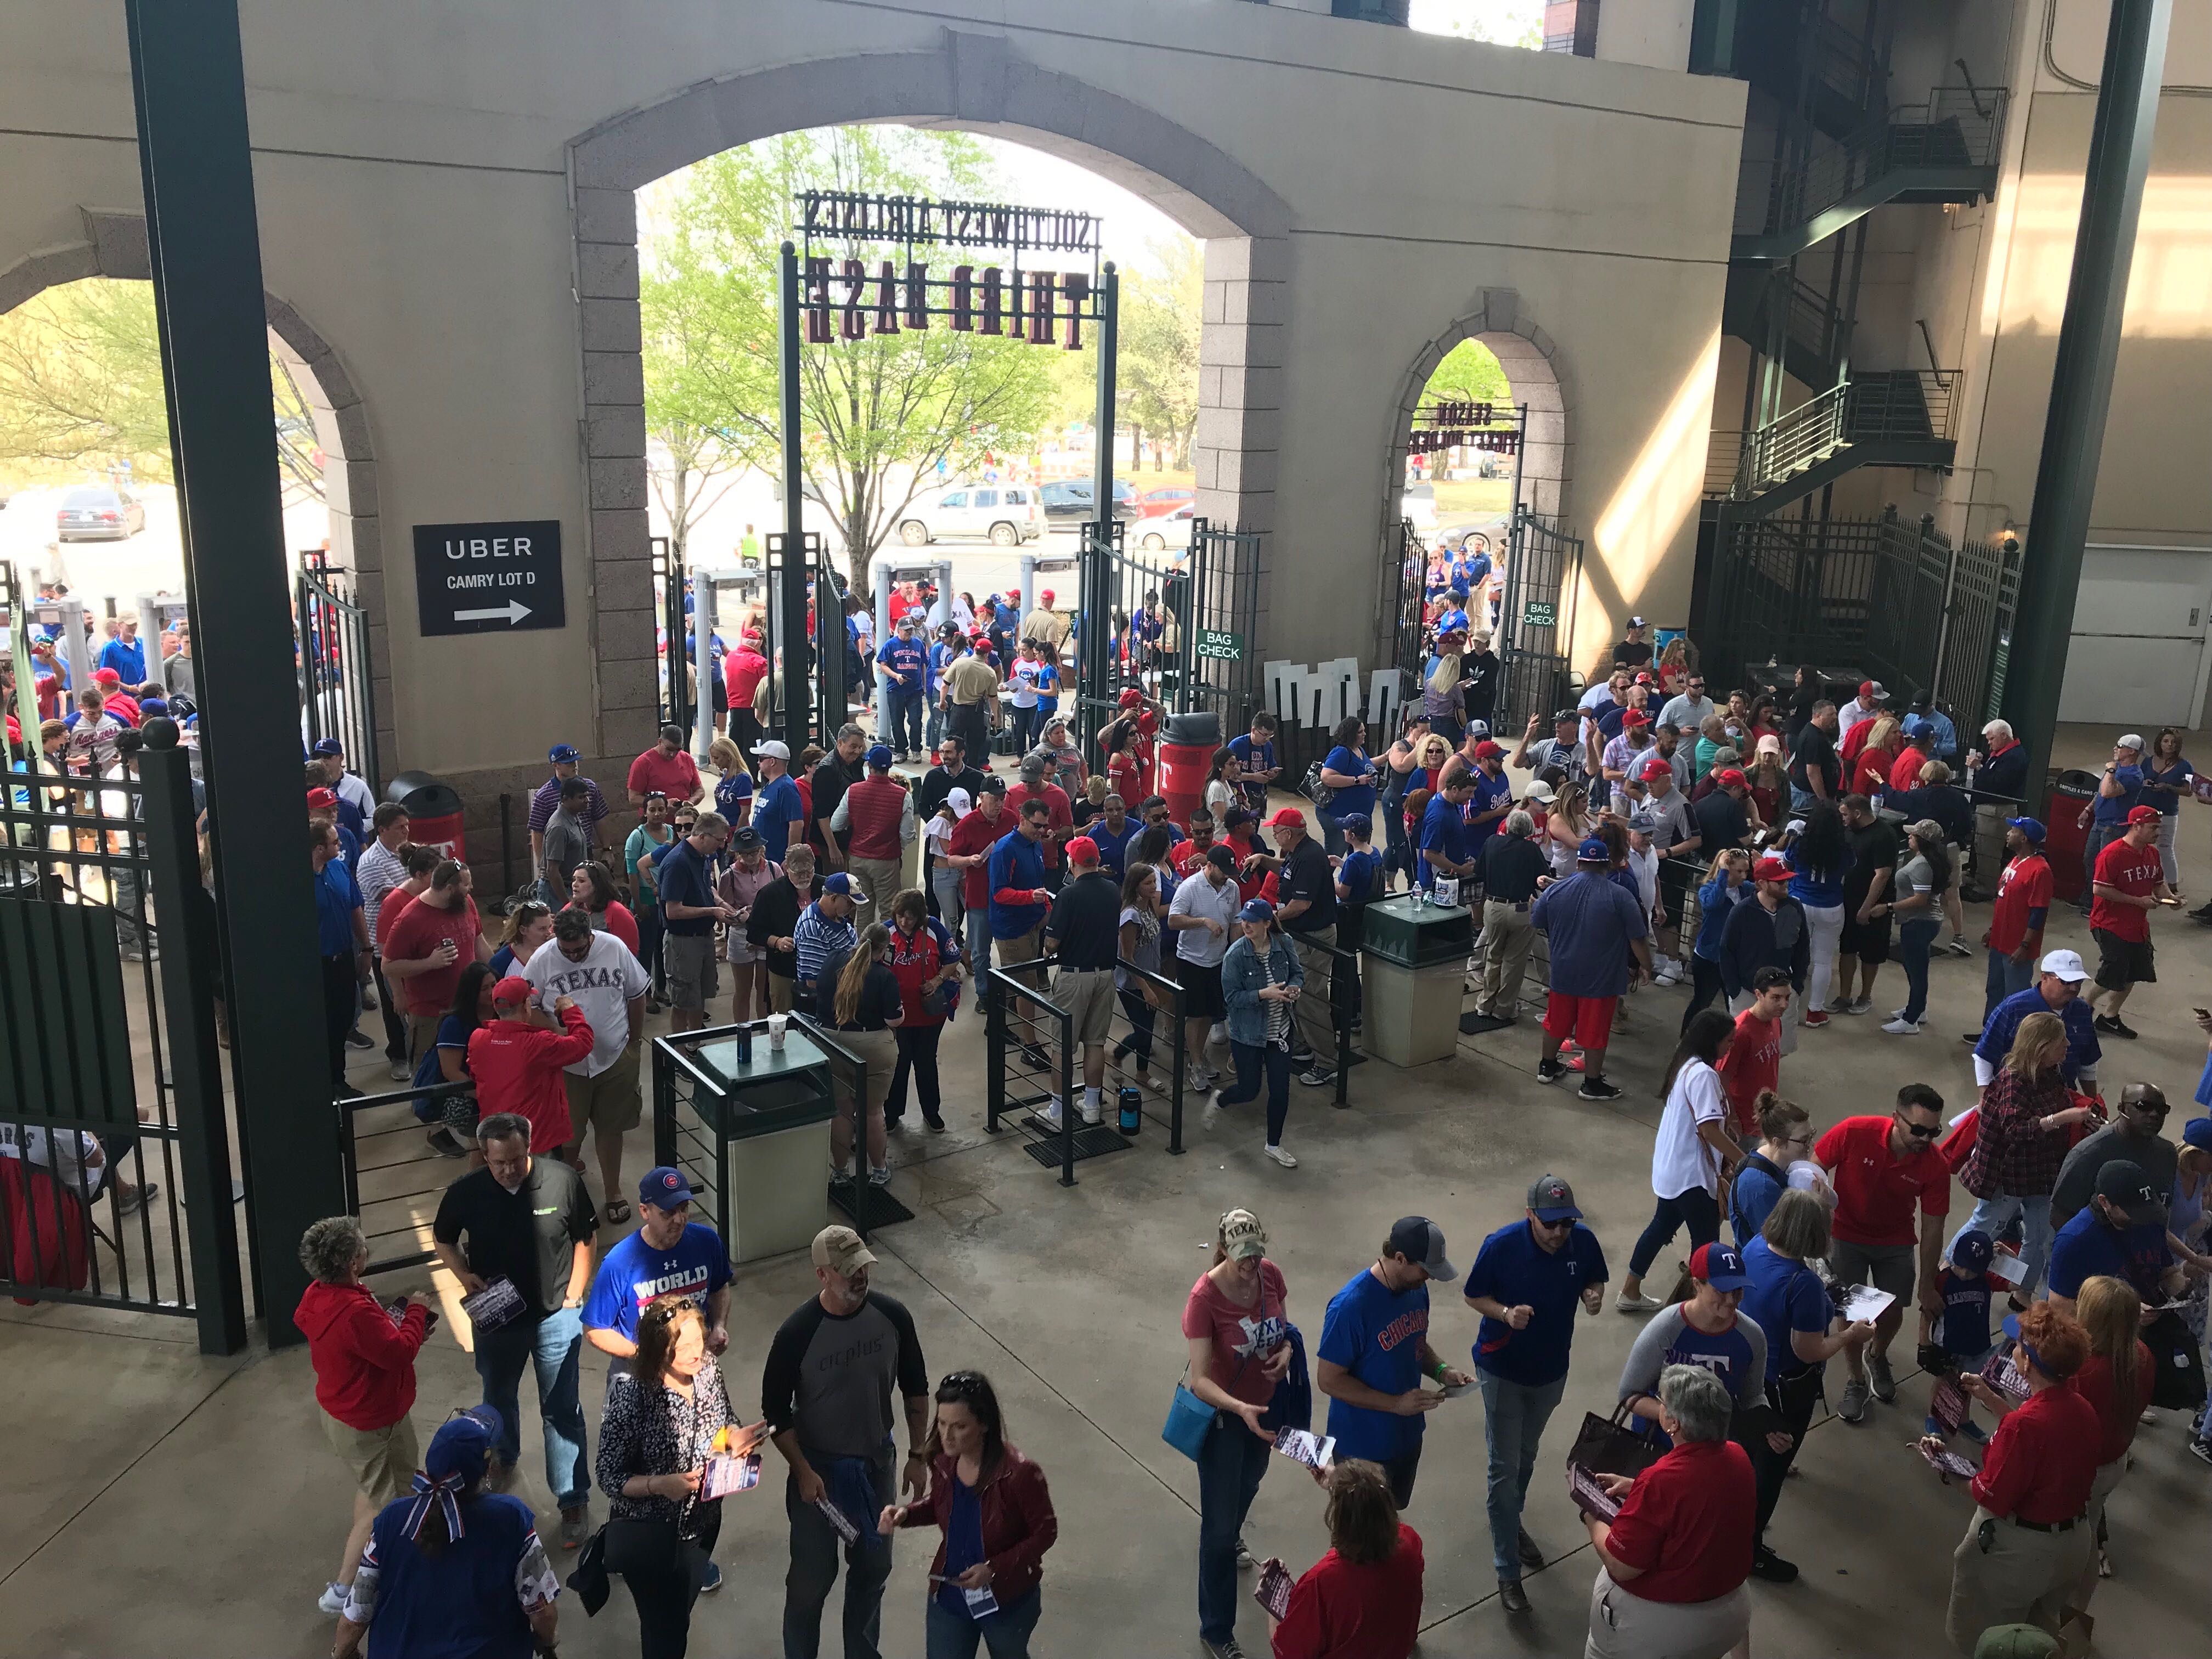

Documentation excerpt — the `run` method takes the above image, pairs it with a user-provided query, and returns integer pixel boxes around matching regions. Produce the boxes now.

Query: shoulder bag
[1298,760,1335,809]
[1565,1398,1664,1481]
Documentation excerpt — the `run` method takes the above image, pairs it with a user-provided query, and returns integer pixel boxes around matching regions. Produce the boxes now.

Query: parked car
[1400,482,1437,531]
[56,486,146,541]
[1133,503,1196,552]
[897,483,1042,546]
[1135,486,1194,519]
[1039,479,1139,525]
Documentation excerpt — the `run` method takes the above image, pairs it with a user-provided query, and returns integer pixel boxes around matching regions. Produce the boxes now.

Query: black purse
[1565,1399,1664,1480]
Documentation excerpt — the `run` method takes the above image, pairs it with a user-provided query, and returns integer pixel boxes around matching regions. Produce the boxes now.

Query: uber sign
[413,520,566,636]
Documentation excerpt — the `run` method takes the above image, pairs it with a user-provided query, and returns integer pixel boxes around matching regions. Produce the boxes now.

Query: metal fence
[339,1077,476,1276]
[1074,518,1262,754]
[1496,507,1586,736]
[297,563,381,793]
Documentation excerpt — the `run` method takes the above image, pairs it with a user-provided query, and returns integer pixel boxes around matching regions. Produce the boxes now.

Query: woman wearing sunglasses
[879,1370,1057,1658]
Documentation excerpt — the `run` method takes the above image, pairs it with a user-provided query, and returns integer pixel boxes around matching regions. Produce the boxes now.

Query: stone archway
[0,208,392,770]
[564,29,1295,757]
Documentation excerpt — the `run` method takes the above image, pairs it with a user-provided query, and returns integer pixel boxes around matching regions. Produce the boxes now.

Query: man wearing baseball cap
[748,738,805,864]
[1610,614,1653,671]
[1531,835,1652,1099]
[764,1224,930,1656]
[466,977,595,1155]
[1042,835,1121,1127]
[1973,950,2101,1095]
[2075,732,2147,917]
[1462,1176,1608,1610]
[581,1165,732,1375]
[2045,1158,2184,1319]
[876,611,928,763]
[1317,1217,1474,1509]
[828,743,913,934]
[1838,680,1887,744]
[2083,802,2173,1039]
[1718,855,1810,1059]
[1248,806,1339,1090]
[1971,817,2053,1037]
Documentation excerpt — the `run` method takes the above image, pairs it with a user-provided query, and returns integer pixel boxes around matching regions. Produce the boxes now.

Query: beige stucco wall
[0,0,1742,831]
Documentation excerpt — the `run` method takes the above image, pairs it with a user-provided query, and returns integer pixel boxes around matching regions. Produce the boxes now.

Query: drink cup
[767,1012,788,1049]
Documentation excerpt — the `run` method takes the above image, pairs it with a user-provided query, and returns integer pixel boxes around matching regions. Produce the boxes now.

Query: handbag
[1163,1379,1215,1461]
[1565,1399,1664,1481]
[1298,759,1335,809]
[598,1515,682,1576]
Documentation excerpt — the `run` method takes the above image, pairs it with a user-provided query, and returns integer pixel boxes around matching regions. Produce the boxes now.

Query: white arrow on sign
[453,600,533,626]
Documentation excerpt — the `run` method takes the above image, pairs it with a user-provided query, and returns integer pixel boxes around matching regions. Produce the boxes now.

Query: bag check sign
[413,521,567,636]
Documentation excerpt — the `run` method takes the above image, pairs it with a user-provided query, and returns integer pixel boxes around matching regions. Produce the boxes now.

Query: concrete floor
[3,723,2208,1657]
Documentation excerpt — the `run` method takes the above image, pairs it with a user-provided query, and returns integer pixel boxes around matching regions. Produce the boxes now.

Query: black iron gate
[654,535,689,735]
[1393,519,1430,697]
[763,532,842,753]
[296,559,380,792]
[1934,533,2022,733]
[1494,506,1586,735]
[1075,517,1261,748]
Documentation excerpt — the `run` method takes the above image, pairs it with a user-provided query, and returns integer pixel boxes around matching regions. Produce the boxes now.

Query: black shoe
[1577,1077,1624,1101]
[1537,1059,1565,1086]
[1516,1528,1544,1570]
[426,1127,466,1158]
[1018,1042,1052,1071]
[1750,1545,1799,1583]
[1498,1578,1531,1614]
[923,1113,947,1133]
[2094,1014,2138,1040]
[346,1028,375,1050]
[1296,1065,1335,1089]
[1961,1030,1983,1045]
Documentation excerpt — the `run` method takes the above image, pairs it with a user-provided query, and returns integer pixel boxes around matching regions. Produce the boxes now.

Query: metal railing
[1102,955,1189,1154]
[982,960,1084,1186]
[298,563,381,794]
[1735,385,1848,498]
[1739,86,2010,244]
[1734,370,1960,501]
[340,1077,477,1276]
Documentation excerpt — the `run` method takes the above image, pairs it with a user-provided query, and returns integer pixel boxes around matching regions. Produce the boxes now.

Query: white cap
[2039,947,2089,983]
[946,787,973,816]
[2117,732,2146,752]
[1521,779,1556,805]
[752,740,791,760]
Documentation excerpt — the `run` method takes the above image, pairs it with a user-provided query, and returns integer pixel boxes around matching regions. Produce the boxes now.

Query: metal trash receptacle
[1359,895,1470,1066]
[677,1029,836,1263]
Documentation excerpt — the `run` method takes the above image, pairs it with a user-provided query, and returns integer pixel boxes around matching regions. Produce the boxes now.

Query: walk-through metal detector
[687,566,771,760]
[136,591,190,664]
[1017,551,1081,640]
[26,597,94,692]
[872,557,953,700]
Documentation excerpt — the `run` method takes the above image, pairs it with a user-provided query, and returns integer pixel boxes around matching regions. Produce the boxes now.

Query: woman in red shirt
[1579,1364,1755,1659]
[2067,1276,2153,1609]
[466,979,594,1154]
[1267,1462,1421,1659]
[1849,716,1901,798]
[567,861,640,957]
[1942,1302,2101,1650]
[884,888,960,1133]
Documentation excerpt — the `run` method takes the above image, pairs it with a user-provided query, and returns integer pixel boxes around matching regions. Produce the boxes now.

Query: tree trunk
[668,465,691,566]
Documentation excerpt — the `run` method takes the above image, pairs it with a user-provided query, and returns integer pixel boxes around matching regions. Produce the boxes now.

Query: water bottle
[736,1023,753,1064]
[1118,1086,1142,1135]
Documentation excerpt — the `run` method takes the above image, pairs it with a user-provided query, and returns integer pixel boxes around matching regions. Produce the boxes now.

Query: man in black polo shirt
[1256,806,1339,1091]
[809,723,867,869]
[1692,766,1756,853]
[1473,809,1548,1022]
[1043,836,1124,1127]
[1832,793,1899,1017]
[915,733,987,918]
[431,1111,598,1546]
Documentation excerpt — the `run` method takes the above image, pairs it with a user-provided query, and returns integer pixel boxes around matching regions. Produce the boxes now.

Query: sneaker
[1296,1065,1335,1088]
[1517,1528,1544,1570]
[867,1165,894,1187]
[1961,1029,1984,1045]
[1868,1351,1897,1403]
[885,1115,906,1133]
[1577,1077,1623,1101]
[318,1582,349,1616]
[1498,1578,1531,1614]
[1651,964,1683,987]
[1189,1066,1220,1092]
[1750,1544,1799,1583]
[2188,1438,2212,1468]
[2094,1014,2138,1040]
[1019,1042,1053,1070]
[1958,1419,1988,1445]
[1799,1010,1831,1029]
[560,1505,588,1550]
[1837,997,1871,1015]
[1234,1537,1255,1569]
[426,1127,467,1158]
[1945,938,1974,958]
[1616,1290,1666,1313]
[346,1028,375,1050]
[1537,1059,1565,1086]
[1837,1376,1870,1423]
[1042,1097,1065,1128]
[1881,1017,1923,1035]
[1201,1092,1223,1131]
[923,1113,947,1133]
[1209,1022,1229,1048]
[1200,1638,1249,1659]
[387,1060,412,1082]
[1264,1143,1298,1169]
[699,1561,723,1594]
[1078,1098,1103,1126]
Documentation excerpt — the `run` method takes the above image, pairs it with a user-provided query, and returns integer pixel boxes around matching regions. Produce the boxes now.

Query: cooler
[1158,710,1220,828]
[385,771,465,858]
[2044,771,2098,904]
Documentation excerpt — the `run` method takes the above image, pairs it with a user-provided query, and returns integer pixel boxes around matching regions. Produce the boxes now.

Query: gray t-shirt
[2050,1124,2178,1229]
[760,1291,928,1460]
[544,808,590,889]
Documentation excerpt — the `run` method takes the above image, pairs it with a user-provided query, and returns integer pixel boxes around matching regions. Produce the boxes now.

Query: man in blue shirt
[2046,1160,2181,1313]
[877,613,928,763]
[1908,690,1959,765]
[1317,1216,1472,1510]
[1972,951,2100,1094]
[97,617,146,684]
[1462,741,1515,869]
[582,1165,732,1373]
[657,812,737,1035]
[748,741,806,864]
[1462,1176,1606,1610]
[1086,794,1141,877]
[2078,733,2146,915]
[1226,713,1279,813]
[313,819,371,1095]
[1530,839,1650,1101]
[1418,776,1476,893]
[989,800,1056,1062]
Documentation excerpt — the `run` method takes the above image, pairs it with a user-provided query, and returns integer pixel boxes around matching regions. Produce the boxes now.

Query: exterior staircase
[1728,369,1959,514]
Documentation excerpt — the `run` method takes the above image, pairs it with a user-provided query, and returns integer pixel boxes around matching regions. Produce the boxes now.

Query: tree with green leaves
[1422,337,1511,408]
[641,127,1062,594]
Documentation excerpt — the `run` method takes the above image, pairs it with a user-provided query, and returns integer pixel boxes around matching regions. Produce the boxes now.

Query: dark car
[56,486,147,541]
[1040,479,1139,525]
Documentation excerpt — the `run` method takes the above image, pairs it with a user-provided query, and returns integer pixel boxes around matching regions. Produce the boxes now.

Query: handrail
[1741,85,2010,242]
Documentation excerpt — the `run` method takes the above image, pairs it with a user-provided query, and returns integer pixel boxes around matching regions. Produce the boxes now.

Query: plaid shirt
[1964,1065,2073,1200]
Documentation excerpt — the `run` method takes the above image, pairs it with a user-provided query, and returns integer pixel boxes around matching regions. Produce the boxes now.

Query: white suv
[898,484,1042,546]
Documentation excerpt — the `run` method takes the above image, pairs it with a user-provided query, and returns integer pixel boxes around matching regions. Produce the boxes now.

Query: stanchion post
[985,973,1005,1133]
[1057,1000,1076,1188]
[1167,973,1187,1155]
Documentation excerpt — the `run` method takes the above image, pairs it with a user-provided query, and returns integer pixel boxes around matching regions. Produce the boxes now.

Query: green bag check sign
[1197,629,1244,662]
[1521,600,1558,629]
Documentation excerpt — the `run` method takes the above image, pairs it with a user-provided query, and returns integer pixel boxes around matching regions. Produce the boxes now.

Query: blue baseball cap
[1238,899,1276,923]
[1690,1242,1752,1291]
[1576,836,1611,862]
[2006,816,2045,843]
[550,743,581,764]
[1903,717,1935,741]
[823,871,867,900]
[1527,1173,1582,1222]
[2182,1117,2212,1152]
[638,1165,695,1210]
[1950,1229,1994,1272]
[866,743,894,769]
[309,737,344,758]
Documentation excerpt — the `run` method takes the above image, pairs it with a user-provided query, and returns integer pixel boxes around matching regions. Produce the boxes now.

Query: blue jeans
[965,907,992,977]
[923,1587,1041,1658]
[1983,947,2034,1026]
[924,699,944,754]
[1217,1040,1291,1144]
[1790,784,1817,814]
[885,687,923,754]
[473,1305,588,1506]
[1949,1190,2056,1301]
[1476,1369,1568,1580]
[783,1455,895,1659]
[1898,917,1940,1023]
[1195,1410,1270,1645]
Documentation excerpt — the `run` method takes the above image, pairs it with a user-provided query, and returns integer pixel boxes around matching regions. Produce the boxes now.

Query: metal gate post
[1082,268,1120,754]
[776,243,812,747]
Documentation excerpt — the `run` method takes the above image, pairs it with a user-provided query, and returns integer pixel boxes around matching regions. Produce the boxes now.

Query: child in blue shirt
[1919,1228,2002,1442]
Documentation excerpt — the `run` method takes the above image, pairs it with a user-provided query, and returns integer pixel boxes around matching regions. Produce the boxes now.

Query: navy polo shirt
[1463,1219,1608,1387]
[2089,765,2144,827]
[657,838,716,936]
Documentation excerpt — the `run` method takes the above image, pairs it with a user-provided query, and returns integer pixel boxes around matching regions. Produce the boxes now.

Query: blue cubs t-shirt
[751,774,805,864]
[582,1221,732,1345]
[2046,1207,2172,1301]
[1463,1220,1607,1387]
[1740,1236,1829,1381]
[1318,1267,1430,1463]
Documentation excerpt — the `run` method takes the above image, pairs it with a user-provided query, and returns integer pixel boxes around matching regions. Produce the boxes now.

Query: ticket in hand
[1568,1463,1623,1522]
[1254,1559,1295,1620]
[1271,1426,1335,1469]
[702,1452,762,1499]
[460,1277,525,1331]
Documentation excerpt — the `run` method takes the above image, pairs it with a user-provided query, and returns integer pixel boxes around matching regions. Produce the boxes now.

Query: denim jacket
[1220,933,1304,1048]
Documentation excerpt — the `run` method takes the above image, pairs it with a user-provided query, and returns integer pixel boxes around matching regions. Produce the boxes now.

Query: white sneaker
[1078,1098,1103,1126]
[1209,1022,1229,1047]
[318,1582,348,1616]
[1201,1091,1222,1131]
[1042,1097,1065,1127]
[1264,1143,1298,1169]
[1881,1017,1923,1035]
[867,1165,894,1186]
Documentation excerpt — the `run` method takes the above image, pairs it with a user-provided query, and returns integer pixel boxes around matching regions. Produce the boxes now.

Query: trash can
[385,770,466,859]
[1158,710,1220,828]
[2044,769,2099,905]
[1358,894,1471,1067]
[670,1026,834,1263]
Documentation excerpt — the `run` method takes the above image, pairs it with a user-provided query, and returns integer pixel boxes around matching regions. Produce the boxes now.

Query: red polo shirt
[1985,853,2052,956]
[2089,836,2161,942]
[1815,1114,1951,1248]
[627,745,700,805]
[1971,1384,2101,1523]
[947,808,1007,909]
[1604,1438,1756,1604]
[1003,781,1071,869]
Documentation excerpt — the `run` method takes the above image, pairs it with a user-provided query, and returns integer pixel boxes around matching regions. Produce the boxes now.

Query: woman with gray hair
[294,1215,434,1618]
[1578,1364,1756,1659]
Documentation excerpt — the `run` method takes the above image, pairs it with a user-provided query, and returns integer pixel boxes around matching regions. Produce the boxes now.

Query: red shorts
[1543,992,1618,1051]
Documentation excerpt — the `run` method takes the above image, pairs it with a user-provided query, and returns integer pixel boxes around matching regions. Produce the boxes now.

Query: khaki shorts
[406,1013,444,1065]
[766,973,795,1013]
[1053,968,1116,1044]
[564,1041,643,1138]
[323,1409,419,1505]
[664,933,719,1011]
[997,924,1045,974]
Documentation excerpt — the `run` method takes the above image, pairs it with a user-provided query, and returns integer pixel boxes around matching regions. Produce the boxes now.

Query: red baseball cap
[93,667,122,686]
[2126,804,2160,825]
[1118,688,1146,708]
[1634,671,1655,685]
[1474,740,1505,759]
[1638,758,1673,781]
[491,976,533,1007]
[1040,588,1055,605]
[1754,855,1792,881]
[306,787,339,810]
[1716,767,1749,788]
[1622,709,1650,727]
[1065,836,1100,867]
[1267,808,1307,829]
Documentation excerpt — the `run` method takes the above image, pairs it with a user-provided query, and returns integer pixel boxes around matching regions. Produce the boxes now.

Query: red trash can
[385,771,466,859]
[2043,771,2098,905]
[1156,710,1222,828]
